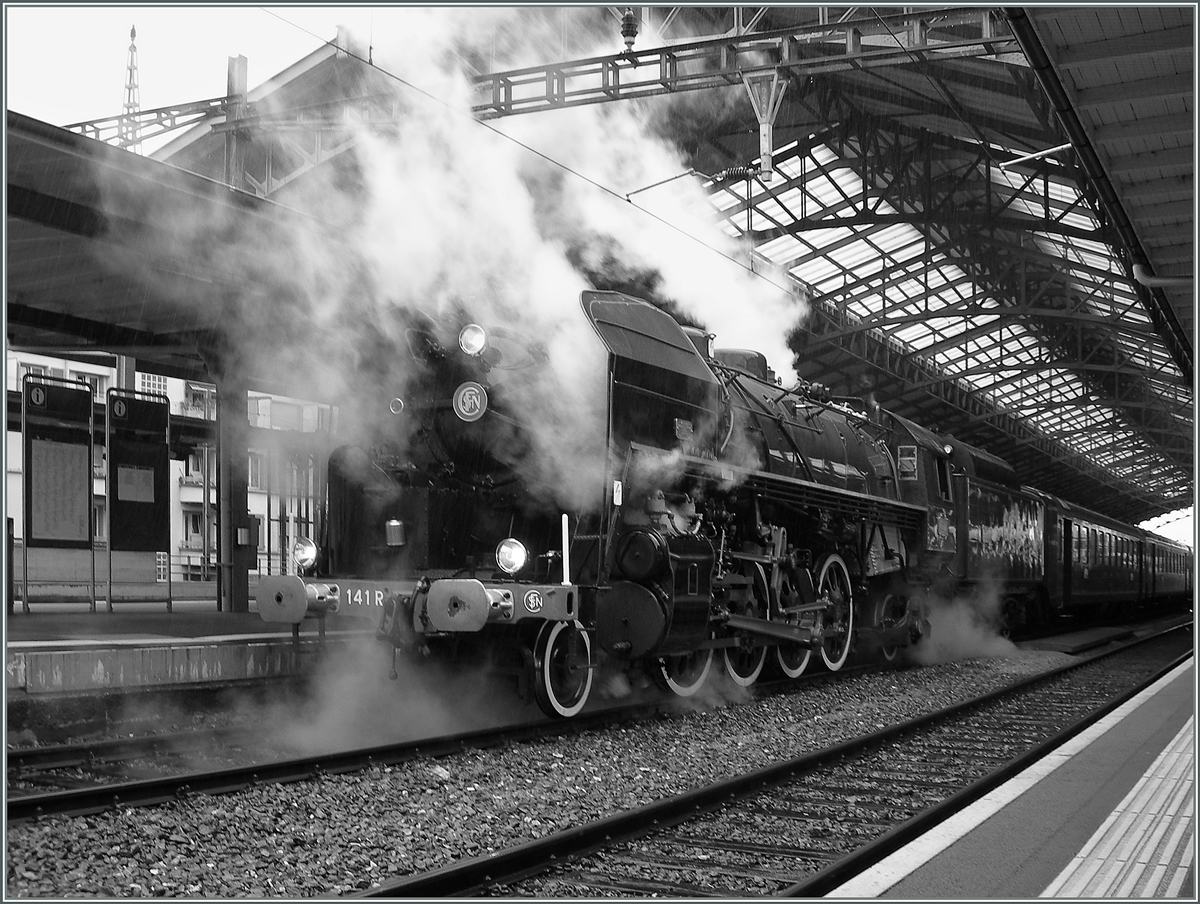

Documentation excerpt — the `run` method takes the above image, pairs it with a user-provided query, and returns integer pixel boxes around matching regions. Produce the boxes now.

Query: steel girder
[751,79,1190,520]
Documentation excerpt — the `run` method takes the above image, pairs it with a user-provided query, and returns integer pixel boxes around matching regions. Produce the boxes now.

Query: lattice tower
[119,25,142,154]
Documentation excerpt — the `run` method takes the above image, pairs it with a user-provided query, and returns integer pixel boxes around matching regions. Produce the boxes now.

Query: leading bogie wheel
[532,620,593,718]
[817,554,854,671]
[654,648,714,697]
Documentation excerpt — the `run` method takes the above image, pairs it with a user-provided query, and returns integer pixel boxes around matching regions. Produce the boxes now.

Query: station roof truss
[12,6,1193,526]
[464,6,1194,525]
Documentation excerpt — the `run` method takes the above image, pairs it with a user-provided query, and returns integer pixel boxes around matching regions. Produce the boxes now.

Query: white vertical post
[561,513,571,586]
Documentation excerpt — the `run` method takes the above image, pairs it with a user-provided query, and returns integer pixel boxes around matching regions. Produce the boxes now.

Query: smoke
[262,633,538,755]
[497,102,805,387]
[90,8,808,509]
[906,582,1019,665]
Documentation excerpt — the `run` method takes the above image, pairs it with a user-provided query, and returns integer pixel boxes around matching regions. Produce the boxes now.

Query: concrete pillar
[215,52,252,613]
[216,379,252,612]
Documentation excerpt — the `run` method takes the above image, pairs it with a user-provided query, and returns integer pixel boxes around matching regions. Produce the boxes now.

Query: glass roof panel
[708,132,1188,507]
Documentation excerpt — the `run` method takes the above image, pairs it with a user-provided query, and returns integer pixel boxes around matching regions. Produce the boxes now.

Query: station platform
[5,599,377,700]
[828,654,1195,899]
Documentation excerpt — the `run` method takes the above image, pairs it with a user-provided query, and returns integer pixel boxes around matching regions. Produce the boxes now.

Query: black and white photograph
[4,4,1194,899]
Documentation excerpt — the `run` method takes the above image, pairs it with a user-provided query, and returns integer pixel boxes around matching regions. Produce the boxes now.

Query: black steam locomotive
[257,290,1192,718]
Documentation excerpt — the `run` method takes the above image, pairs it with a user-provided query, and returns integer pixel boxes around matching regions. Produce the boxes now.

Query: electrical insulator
[621,8,638,51]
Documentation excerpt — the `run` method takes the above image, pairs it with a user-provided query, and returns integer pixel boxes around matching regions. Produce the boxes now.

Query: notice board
[23,380,93,549]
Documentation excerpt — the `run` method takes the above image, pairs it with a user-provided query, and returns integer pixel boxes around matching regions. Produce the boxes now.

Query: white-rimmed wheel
[772,563,813,679]
[723,565,768,687]
[532,620,593,719]
[654,647,714,697]
[817,554,854,671]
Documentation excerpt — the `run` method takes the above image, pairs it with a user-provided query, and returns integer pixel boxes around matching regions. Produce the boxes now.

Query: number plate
[335,580,415,612]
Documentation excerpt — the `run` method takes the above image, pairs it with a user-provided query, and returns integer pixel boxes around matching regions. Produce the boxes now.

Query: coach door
[1061,519,1073,606]
[1044,516,1063,608]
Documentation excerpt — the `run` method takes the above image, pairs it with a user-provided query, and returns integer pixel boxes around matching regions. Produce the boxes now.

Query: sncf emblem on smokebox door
[523,590,544,613]
[452,382,488,422]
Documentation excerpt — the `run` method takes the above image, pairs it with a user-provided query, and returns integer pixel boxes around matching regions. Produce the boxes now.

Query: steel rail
[8,662,876,822]
[7,726,257,774]
[6,656,885,808]
[351,622,1190,897]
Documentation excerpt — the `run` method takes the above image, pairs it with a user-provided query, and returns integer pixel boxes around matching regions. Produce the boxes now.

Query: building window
[248,452,265,490]
[248,396,269,427]
[74,372,108,397]
[19,363,48,381]
[140,372,168,396]
[93,499,106,541]
[184,383,215,419]
[183,506,214,549]
[184,448,212,485]
[272,401,302,431]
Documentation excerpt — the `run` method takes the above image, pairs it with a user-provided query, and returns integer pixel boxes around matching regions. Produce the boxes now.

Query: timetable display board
[107,393,170,553]
[22,379,93,549]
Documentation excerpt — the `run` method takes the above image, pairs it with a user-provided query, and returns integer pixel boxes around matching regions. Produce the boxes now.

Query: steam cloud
[91,7,806,515]
[70,9,826,752]
[906,582,1019,665]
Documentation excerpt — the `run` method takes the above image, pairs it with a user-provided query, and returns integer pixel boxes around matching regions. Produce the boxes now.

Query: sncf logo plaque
[452,381,488,423]
[523,589,544,614]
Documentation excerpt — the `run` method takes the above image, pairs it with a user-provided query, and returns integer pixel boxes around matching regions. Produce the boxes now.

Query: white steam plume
[92,7,805,508]
[907,583,1019,665]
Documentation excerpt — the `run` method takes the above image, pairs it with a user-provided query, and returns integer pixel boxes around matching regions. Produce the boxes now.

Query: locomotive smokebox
[594,581,669,659]
[613,528,666,582]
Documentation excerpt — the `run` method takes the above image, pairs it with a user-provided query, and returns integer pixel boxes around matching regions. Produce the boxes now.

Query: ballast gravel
[6,648,1075,898]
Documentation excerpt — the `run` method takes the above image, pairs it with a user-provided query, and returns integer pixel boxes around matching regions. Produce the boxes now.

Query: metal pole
[165,395,172,612]
[104,387,111,614]
[20,378,27,614]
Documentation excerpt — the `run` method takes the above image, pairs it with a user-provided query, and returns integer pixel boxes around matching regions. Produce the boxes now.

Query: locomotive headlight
[458,323,487,357]
[495,538,528,575]
[292,536,318,573]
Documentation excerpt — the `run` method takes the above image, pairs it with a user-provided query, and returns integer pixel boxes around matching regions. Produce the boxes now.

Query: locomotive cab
[581,291,724,664]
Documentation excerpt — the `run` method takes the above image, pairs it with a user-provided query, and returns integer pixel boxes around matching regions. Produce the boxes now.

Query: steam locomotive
[257,290,1192,718]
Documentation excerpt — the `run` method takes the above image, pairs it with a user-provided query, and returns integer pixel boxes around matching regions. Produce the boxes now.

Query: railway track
[6,655,892,819]
[349,623,1190,897]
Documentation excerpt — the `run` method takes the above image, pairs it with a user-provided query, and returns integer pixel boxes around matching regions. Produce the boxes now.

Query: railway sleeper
[649,832,843,861]
[596,849,808,884]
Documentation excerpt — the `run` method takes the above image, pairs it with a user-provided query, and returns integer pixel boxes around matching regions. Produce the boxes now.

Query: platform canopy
[7,6,1192,526]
